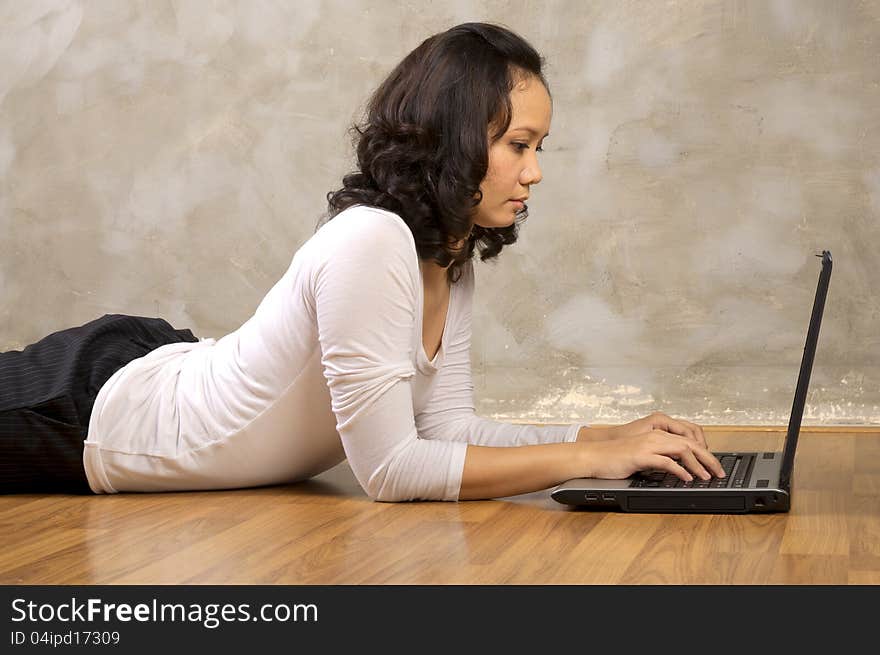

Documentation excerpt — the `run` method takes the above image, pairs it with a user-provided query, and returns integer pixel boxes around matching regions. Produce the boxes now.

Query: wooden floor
[1,429,878,585]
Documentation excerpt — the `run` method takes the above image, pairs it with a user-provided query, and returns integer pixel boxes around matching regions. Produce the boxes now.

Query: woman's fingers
[649,412,708,448]
[680,419,707,449]
[678,447,712,480]
[651,430,725,480]
[694,444,726,478]
[647,454,693,481]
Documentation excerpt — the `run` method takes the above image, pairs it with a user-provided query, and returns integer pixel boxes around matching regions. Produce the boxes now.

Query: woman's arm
[459,441,587,500]
[458,427,727,500]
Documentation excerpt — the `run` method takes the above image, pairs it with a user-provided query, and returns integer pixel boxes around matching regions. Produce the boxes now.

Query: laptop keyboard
[629,453,755,489]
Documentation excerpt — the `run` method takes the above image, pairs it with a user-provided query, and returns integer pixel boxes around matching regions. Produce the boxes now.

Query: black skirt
[0,314,200,493]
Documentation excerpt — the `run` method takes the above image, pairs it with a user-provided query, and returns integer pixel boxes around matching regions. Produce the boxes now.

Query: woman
[0,22,725,499]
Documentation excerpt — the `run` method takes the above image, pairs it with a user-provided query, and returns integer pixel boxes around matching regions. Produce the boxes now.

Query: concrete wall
[2,1,878,426]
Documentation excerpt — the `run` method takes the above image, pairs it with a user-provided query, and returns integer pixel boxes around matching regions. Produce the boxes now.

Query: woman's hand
[606,411,708,449]
[575,411,724,481]
[579,429,726,482]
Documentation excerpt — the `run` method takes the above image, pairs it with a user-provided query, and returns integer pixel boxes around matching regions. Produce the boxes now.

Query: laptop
[551,250,832,514]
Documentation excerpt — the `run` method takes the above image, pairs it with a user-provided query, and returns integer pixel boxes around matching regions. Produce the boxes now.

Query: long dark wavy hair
[318,22,551,285]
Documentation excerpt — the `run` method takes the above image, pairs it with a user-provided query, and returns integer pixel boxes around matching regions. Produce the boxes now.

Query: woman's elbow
[360,469,407,502]
[365,480,413,502]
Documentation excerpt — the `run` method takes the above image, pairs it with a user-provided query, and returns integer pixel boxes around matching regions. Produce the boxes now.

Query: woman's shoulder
[306,204,417,271]
[324,204,412,241]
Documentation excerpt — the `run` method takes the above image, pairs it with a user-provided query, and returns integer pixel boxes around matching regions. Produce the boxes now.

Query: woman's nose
[521,159,542,186]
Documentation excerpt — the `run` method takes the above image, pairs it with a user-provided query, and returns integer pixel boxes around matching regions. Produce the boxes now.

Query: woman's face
[472,75,552,229]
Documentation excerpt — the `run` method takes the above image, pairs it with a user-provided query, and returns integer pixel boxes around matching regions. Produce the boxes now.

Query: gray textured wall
[1,1,878,426]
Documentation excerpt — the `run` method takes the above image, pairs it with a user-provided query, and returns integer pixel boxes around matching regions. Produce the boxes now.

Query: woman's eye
[513,143,544,152]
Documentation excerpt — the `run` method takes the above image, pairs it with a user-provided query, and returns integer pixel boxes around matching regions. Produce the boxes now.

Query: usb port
[602,493,615,502]
[585,493,599,502]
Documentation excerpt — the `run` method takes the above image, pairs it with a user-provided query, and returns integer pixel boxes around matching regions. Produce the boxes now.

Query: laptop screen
[778,250,832,489]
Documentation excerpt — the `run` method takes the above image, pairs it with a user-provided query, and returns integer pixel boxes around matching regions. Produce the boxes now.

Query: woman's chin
[474,208,521,229]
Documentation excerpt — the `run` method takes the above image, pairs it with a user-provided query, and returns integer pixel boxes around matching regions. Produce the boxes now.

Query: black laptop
[551,250,832,514]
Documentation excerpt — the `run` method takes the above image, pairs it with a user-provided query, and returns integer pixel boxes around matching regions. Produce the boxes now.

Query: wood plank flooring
[1,429,877,584]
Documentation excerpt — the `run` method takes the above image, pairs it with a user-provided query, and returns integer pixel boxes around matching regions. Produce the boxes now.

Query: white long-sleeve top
[84,204,586,501]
